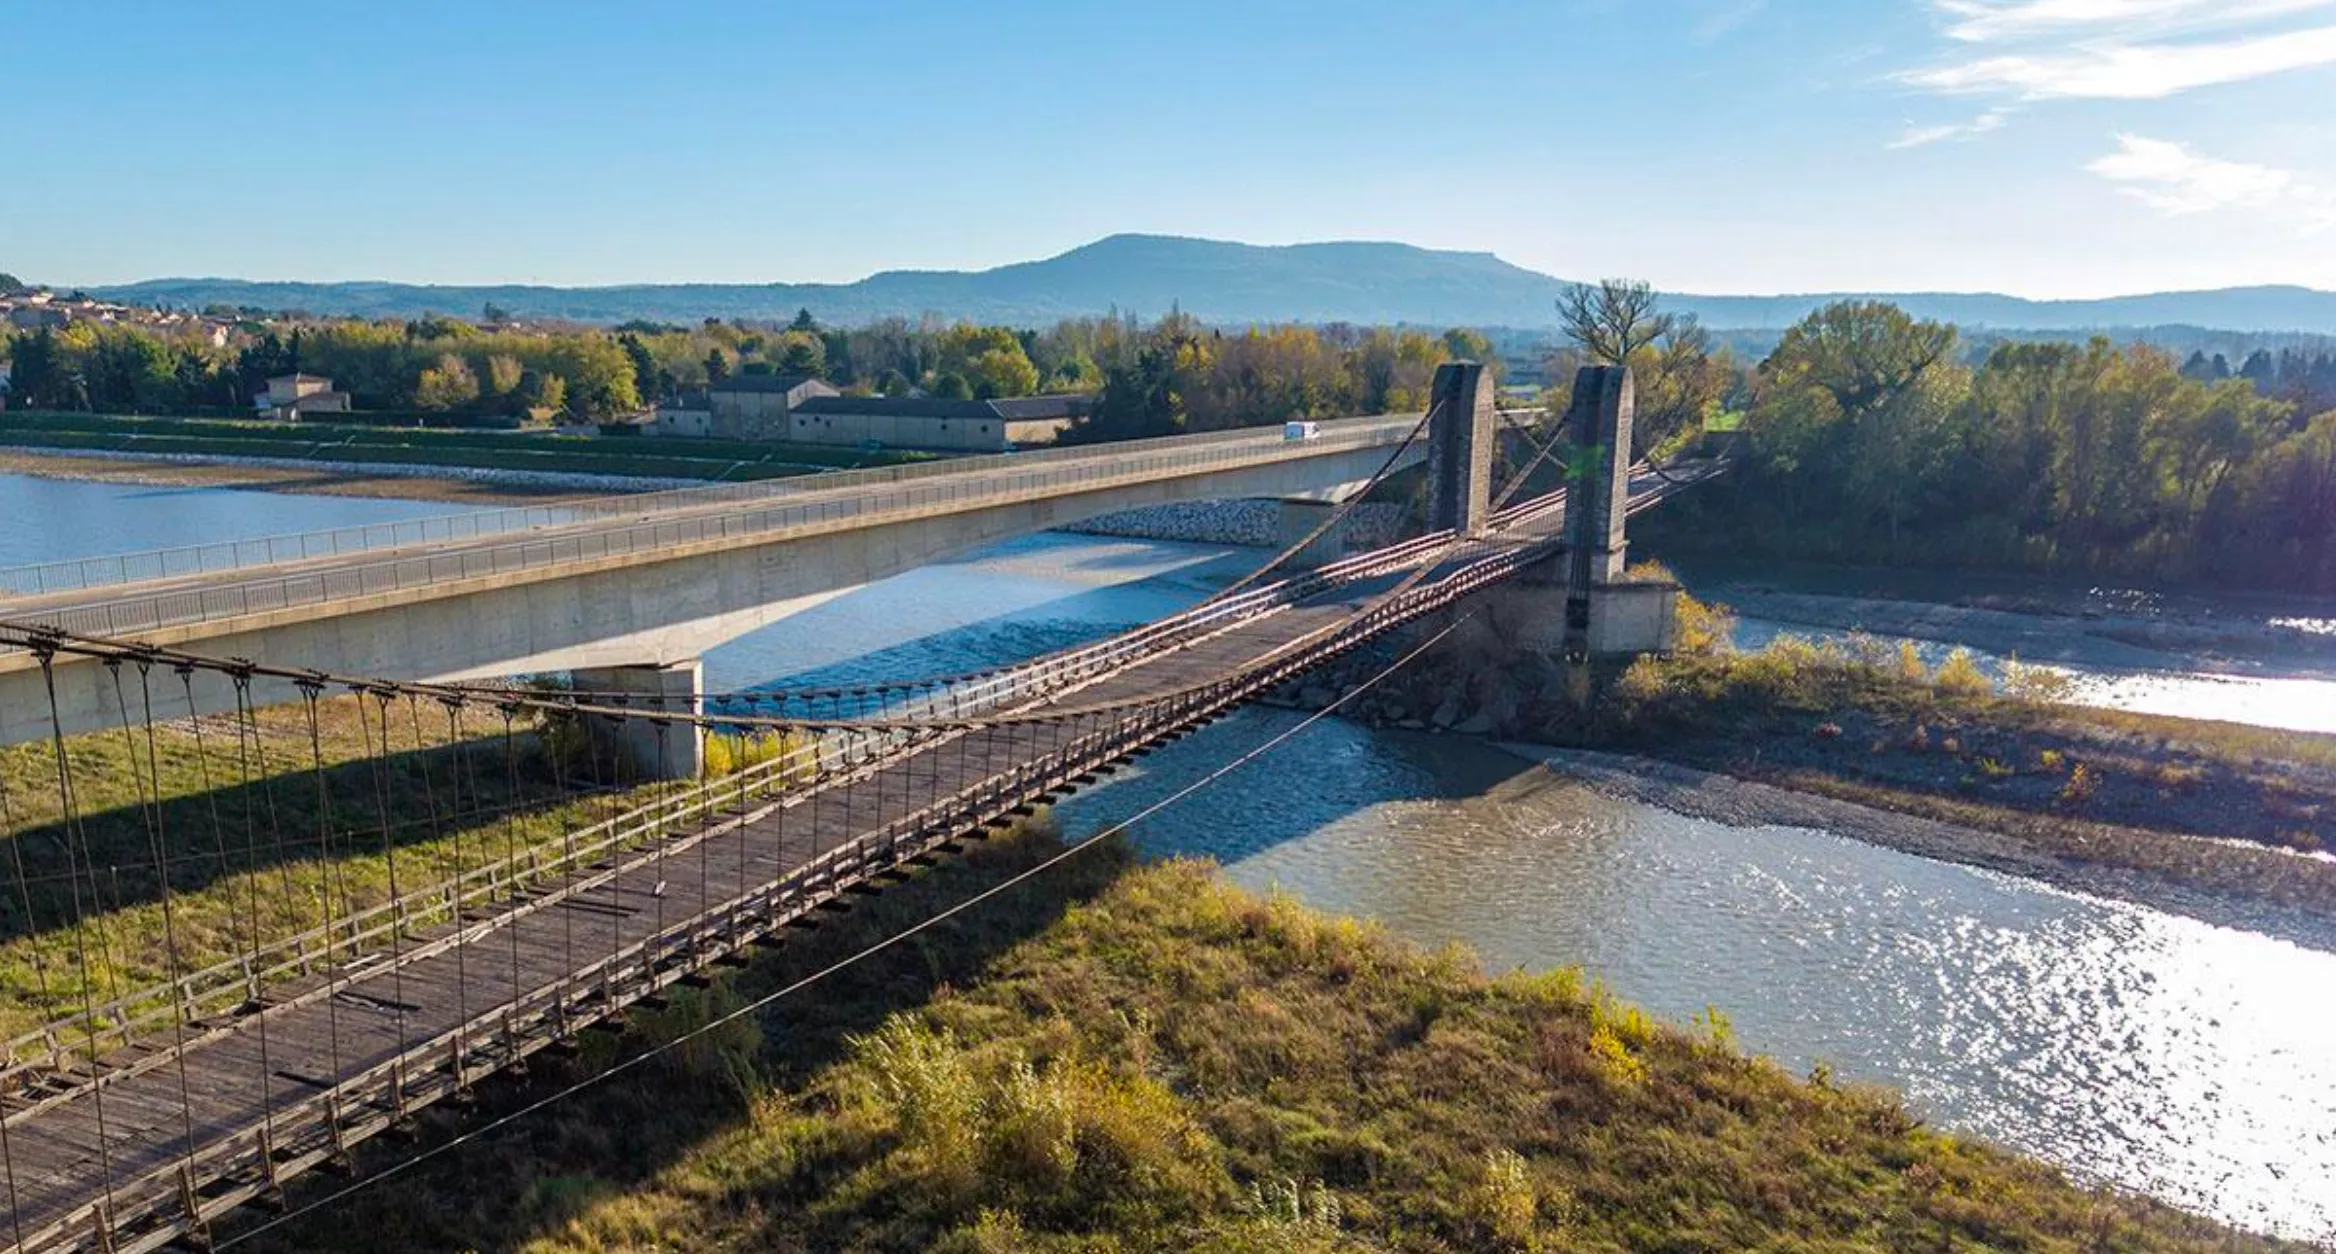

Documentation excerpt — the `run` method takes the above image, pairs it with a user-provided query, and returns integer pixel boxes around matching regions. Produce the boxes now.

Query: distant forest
[4,297,2332,595]
[1613,299,2336,596]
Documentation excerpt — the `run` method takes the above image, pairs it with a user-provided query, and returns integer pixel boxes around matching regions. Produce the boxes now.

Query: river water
[4,473,2332,1242]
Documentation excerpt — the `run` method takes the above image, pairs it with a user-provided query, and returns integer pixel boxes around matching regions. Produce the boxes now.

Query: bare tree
[1557,279,1676,366]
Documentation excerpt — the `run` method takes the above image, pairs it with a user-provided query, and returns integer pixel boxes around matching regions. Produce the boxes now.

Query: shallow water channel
[6,475,2333,1241]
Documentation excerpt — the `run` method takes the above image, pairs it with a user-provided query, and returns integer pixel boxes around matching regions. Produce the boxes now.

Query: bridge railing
[3,467,1723,1254]
[0,417,1419,647]
[0,415,1414,599]
[0,509,1476,1082]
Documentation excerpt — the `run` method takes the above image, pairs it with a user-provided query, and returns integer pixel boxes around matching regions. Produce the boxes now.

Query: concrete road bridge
[0,364,1720,1253]
[0,411,1429,753]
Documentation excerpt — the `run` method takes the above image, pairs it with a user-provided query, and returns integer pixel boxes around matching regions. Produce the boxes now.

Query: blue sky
[4,0,2333,297]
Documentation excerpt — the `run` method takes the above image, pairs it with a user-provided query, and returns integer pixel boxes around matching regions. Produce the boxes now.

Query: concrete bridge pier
[1426,361,1497,536]
[1517,365,1681,663]
[574,659,705,780]
[1561,365,1678,659]
[1274,498,1352,569]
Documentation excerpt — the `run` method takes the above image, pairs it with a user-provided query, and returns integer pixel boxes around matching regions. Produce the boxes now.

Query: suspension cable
[212,606,1472,1250]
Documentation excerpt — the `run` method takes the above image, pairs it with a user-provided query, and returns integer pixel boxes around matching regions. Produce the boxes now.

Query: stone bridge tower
[1426,361,1497,536]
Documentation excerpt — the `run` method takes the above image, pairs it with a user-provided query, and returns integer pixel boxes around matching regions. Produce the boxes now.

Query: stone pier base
[1274,498,1350,569]
[1512,576,1682,657]
[572,659,704,780]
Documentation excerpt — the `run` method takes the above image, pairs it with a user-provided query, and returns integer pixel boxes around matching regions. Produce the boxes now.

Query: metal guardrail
[10,511,1541,1254]
[0,416,1415,598]
[2,466,1718,1254]
[0,510,1473,1079]
[0,417,1420,646]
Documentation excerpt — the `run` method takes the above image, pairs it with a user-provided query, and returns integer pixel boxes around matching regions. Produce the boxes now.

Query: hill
[89,234,2336,333]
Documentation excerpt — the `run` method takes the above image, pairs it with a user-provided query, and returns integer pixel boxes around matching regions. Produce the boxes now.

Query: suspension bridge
[0,364,1718,1252]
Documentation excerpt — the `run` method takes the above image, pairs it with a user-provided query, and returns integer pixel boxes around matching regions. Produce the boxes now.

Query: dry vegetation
[0,696,660,1042]
[225,831,2300,1253]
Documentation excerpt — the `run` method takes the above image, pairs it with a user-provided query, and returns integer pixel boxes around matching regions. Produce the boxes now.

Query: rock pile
[1063,500,1406,550]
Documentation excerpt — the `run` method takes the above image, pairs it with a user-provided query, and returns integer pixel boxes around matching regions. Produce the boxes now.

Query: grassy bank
[232,833,2299,1252]
[0,410,938,485]
[1575,634,2336,913]
[0,697,662,1042]
[1290,575,2336,921]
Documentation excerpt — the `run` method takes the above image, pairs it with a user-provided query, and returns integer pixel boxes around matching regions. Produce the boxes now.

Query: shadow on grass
[0,723,619,948]
[228,821,1132,1254]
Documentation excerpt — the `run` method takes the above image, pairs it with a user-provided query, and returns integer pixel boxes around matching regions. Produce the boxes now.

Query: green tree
[5,327,66,408]
[84,326,180,413]
[789,307,819,332]
[967,346,1040,399]
[775,330,827,377]
[930,372,973,401]
[483,353,524,400]
[1442,327,1496,368]
[619,333,662,402]
[414,352,480,411]
[518,370,567,418]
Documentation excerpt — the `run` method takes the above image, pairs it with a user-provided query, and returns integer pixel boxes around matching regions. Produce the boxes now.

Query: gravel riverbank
[1060,498,1406,548]
[1717,585,2336,680]
[0,447,703,504]
[1502,744,2336,954]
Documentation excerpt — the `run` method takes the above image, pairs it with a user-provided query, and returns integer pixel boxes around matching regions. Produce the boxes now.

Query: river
[3,472,2332,1242]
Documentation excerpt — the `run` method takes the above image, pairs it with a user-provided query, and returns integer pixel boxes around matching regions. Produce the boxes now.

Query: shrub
[1675,590,1737,656]
[2153,762,2206,791]
[1468,1149,1541,1251]
[1587,1023,1648,1087]
[2003,657,2074,702]
[1895,640,1930,684]
[1933,647,1993,697]
[2059,762,2098,807]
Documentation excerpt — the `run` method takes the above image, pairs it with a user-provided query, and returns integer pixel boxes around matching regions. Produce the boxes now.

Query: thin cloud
[1906,24,2336,98]
[2088,134,2336,231]
[1694,0,1769,43]
[1937,0,2336,43]
[1903,0,2336,101]
[1888,108,2013,147]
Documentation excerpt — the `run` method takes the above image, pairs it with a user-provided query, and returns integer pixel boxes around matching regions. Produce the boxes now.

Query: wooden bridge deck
[0,475,1675,1254]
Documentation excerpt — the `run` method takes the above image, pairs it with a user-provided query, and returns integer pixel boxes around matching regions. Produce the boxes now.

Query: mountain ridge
[86,234,2336,334]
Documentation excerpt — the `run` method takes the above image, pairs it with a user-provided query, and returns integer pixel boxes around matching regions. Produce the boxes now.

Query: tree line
[1577,283,2336,594]
[1,306,1500,433]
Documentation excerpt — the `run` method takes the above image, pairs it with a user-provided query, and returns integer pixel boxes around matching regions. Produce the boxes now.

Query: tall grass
[260,857,2297,1253]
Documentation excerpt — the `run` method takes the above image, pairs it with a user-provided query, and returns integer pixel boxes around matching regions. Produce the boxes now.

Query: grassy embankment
[0,411,938,486]
[0,697,674,1043]
[231,828,2302,1253]
[1308,567,2336,915]
[1581,586,2336,913]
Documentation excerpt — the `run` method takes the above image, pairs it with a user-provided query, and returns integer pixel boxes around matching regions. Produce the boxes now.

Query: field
[227,832,2303,1252]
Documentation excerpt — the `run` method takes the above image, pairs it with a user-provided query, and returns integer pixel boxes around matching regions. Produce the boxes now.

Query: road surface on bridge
[0,414,1423,648]
[0,464,1705,1254]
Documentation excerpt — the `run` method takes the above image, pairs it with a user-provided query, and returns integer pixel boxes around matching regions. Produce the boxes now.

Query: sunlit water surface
[0,472,465,571]
[9,475,2334,1240]
[1052,715,2336,1242]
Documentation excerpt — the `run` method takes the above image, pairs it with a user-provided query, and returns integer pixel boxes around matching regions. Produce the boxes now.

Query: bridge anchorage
[0,370,1718,1253]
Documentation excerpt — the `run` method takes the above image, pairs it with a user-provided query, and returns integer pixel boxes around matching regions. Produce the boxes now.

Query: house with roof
[646,372,1092,451]
[255,373,352,420]
[786,394,1091,452]
[700,372,840,439]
